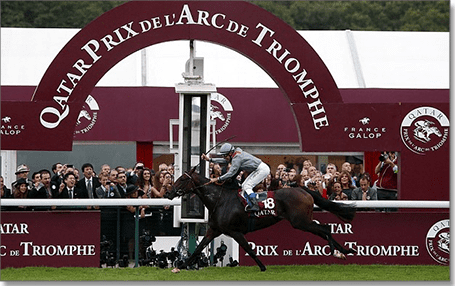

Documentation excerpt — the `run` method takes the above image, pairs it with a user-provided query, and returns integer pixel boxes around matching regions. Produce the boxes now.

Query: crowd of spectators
[207,154,398,203]
[2,152,398,212]
[1,162,175,217]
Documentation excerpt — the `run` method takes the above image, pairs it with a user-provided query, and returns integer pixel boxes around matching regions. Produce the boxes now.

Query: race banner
[1,211,100,268]
[240,212,449,266]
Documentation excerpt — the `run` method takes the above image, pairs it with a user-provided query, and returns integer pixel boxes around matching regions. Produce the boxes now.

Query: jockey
[201,143,270,212]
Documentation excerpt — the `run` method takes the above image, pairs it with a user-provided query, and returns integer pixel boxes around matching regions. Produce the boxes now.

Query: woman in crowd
[154,170,174,198]
[13,178,30,210]
[328,181,348,201]
[137,167,160,198]
[338,170,356,200]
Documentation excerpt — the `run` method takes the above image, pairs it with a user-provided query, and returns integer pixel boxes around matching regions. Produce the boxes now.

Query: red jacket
[377,163,397,190]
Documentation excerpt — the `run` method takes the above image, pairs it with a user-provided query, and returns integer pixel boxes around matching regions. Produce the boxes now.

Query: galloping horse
[164,167,357,272]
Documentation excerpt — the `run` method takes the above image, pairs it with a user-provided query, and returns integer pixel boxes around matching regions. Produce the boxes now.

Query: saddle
[237,190,278,218]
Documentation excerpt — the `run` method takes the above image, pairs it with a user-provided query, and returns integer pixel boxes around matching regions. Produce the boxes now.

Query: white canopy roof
[1,28,449,89]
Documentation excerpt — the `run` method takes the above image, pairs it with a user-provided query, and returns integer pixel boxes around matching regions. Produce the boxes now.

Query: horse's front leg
[172,227,221,273]
[228,231,266,272]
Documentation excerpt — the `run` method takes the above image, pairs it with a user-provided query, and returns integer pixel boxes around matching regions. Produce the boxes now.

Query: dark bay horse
[164,168,357,272]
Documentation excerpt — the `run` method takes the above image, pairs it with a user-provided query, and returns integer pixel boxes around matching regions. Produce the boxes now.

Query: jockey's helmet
[219,143,234,156]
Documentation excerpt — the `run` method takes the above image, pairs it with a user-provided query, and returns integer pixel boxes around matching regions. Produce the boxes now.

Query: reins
[183,172,223,214]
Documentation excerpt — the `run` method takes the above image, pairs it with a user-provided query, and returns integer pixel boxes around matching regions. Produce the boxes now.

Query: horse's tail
[302,187,356,222]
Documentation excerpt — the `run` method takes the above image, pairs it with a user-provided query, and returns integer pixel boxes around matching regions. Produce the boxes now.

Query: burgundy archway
[28,1,341,151]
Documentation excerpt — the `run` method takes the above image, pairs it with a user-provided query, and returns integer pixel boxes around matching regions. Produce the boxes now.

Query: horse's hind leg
[293,220,356,259]
[228,231,267,272]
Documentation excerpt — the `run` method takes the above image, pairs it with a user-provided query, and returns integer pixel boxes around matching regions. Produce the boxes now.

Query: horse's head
[164,166,199,200]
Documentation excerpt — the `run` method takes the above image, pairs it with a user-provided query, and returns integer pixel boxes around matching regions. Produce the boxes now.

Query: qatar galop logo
[74,95,99,135]
[426,219,449,265]
[210,93,233,135]
[400,106,449,155]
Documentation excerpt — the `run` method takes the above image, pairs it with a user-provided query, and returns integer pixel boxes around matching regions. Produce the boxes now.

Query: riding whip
[203,135,236,155]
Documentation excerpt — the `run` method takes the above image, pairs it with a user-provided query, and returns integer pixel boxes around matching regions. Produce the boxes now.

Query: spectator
[281,171,291,188]
[137,168,160,198]
[374,151,398,200]
[116,171,129,198]
[73,168,80,181]
[99,164,111,178]
[341,161,357,187]
[324,163,337,181]
[300,168,310,182]
[253,183,266,193]
[158,163,168,173]
[31,172,41,189]
[338,170,356,200]
[115,166,126,173]
[95,173,121,198]
[312,174,328,199]
[127,162,144,185]
[268,177,283,191]
[12,178,30,210]
[290,174,301,188]
[11,164,33,191]
[304,166,318,186]
[56,172,82,199]
[125,184,147,218]
[302,160,312,171]
[28,169,56,198]
[155,171,173,198]
[1,176,12,198]
[51,162,64,184]
[109,169,119,184]
[351,173,377,201]
[76,163,100,199]
[210,163,222,179]
[168,163,175,177]
[352,163,363,187]
[328,181,348,201]
[288,168,297,184]
[262,173,271,190]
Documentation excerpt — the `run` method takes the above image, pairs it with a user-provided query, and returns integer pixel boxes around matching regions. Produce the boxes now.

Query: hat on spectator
[125,184,144,197]
[15,164,30,174]
[15,178,28,186]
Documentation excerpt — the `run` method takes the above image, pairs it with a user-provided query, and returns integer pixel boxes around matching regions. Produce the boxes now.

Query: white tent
[1,28,449,90]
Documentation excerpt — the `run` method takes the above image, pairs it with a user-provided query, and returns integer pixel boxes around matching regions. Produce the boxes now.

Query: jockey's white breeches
[242,162,270,196]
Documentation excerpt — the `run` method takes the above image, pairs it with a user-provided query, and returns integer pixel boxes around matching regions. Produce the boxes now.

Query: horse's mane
[190,166,239,191]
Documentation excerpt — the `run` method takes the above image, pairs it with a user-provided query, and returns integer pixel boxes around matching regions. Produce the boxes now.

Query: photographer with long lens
[374,151,398,202]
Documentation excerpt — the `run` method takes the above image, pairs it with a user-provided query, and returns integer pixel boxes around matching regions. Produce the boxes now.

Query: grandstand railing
[1,199,449,267]
[1,199,448,208]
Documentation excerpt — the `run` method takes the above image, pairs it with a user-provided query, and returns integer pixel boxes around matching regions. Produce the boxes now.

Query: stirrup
[246,194,260,212]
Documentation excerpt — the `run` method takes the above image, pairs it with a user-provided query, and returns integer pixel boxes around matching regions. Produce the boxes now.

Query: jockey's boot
[246,193,260,212]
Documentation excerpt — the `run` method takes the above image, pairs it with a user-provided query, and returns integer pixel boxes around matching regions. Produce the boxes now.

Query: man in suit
[56,172,83,199]
[76,163,100,198]
[351,173,378,201]
[95,173,121,198]
[116,171,128,198]
[28,169,57,198]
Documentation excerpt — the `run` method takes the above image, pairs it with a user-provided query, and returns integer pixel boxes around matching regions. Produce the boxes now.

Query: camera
[379,152,389,162]
[99,235,115,267]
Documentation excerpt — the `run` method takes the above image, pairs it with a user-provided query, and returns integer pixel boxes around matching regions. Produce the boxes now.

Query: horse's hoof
[171,268,181,273]
[333,250,346,260]
[260,266,266,272]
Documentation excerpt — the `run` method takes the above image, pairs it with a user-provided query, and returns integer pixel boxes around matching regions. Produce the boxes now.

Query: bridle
[173,171,204,197]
